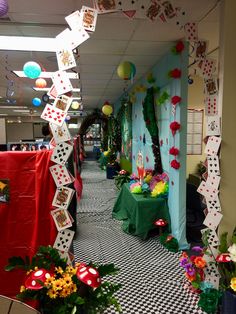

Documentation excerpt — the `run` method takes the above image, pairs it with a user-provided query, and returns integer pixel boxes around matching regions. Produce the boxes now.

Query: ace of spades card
[52,70,73,96]
[205,95,218,116]
[204,77,218,96]
[51,208,72,231]
[53,229,75,253]
[50,164,74,187]
[52,186,75,209]
[207,196,221,212]
[203,211,223,230]
[207,155,220,176]
[50,142,73,166]
[53,95,72,114]
[81,6,98,32]
[56,48,76,71]
[41,104,65,127]
[50,122,71,144]
[206,116,221,136]
[205,136,222,156]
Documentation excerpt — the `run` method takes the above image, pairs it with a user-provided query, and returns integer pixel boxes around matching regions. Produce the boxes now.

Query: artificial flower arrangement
[5,246,121,314]
[114,169,130,190]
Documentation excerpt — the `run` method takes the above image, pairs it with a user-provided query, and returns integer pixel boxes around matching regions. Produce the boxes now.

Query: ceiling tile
[80,39,129,54]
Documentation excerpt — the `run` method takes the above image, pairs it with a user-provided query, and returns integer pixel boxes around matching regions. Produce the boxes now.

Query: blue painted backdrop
[115,44,189,249]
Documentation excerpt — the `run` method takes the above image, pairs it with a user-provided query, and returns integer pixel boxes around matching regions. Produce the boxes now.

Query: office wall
[0,118,6,144]
[7,123,34,142]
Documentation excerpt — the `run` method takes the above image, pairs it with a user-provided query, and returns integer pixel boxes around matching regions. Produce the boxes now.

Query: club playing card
[204,274,220,289]
[200,58,216,79]
[47,84,58,99]
[204,77,218,96]
[206,196,221,212]
[203,247,219,262]
[204,262,220,278]
[41,104,66,127]
[207,156,220,176]
[193,40,208,60]
[56,27,90,51]
[53,229,75,252]
[52,186,75,209]
[50,164,74,187]
[201,228,220,247]
[65,10,81,30]
[81,6,98,32]
[51,208,72,231]
[52,70,73,96]
[53,95,72,113]
[206,116,221,136]
[184,22,198,42]
[203,211,223,230]
[205,95,218,116]
[204,136,221,156]
[56,48,76,71]
[50,122,71,144]
[50,142,73,165]
[206,175,221,190]
[95,0,117,13]
[197,181,218,201]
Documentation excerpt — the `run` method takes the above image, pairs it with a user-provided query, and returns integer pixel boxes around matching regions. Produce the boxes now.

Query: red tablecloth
[0,151,57,297]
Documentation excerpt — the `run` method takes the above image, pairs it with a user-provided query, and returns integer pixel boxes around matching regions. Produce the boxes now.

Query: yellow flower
[230,277,236,292]
[45,276,55,288]
[66,266,76,275]
[20,285,26,293]
[47,288,58,299]
[55,266,64,275]
[60,287,72,298]
[63,274,73,287]
[70,283,77,293]
[52,279,64,291]
[144,174,152,184]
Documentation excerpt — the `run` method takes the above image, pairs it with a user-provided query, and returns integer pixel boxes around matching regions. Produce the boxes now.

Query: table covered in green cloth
[112,183,171,239]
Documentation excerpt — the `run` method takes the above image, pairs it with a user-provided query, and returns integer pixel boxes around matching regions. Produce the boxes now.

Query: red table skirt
[0,151,57,297]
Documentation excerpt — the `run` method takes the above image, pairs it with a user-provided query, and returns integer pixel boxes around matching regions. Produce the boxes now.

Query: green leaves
[5,256,27,271]
[219,232,229,253]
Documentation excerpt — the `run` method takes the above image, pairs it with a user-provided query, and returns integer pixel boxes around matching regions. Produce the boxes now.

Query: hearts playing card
[52,186,75,209]
[206,116,221,136]
[81,6,98,32]
[56,48,76,71]
[50,142,73,165]
[52,70,73,96]
[203,211,223,230]
[47,84,58,99]
[184,22,198,42]
[204,95,218,116]
[41,104,65,127]
[207,156,220,176]
[206,196,221,212]
[50,122,71,144]
[53,95,72,113]
[200,58,216,79]
[51,208,72,231]
[53,229,75,252]
[50,164,74,187]
[197,181,218,201]
[204,136,221,156]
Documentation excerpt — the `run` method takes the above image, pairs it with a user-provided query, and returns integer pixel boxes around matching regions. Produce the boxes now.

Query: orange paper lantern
[35,78,47,88]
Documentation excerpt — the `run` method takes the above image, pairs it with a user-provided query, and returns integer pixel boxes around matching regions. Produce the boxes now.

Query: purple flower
[184,263,196,276]
[179,258,188,268]
[192,246,203,253]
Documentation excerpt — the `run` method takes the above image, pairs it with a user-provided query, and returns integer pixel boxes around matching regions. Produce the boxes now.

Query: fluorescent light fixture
[0,36,57,52]
[13,71,79,79]
[33,87,81,92]
[13,110,30,113]
[0,113,8,116]
[0,106,28,109]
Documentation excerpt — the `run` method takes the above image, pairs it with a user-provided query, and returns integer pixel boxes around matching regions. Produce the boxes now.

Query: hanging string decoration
[0,0,8,17]
[102,101,113,116]
[23,62,41,79]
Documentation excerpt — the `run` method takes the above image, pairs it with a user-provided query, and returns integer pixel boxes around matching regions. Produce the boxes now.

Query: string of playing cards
[184,22,222,289]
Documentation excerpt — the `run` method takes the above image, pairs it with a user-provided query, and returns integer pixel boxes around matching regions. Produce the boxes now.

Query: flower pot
[106,164,117,179]
[221,290,236,314]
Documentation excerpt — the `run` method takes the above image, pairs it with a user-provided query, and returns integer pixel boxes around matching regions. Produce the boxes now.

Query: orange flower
[185,273,196,282]
[181,252,188,259]
[194,256,206,269]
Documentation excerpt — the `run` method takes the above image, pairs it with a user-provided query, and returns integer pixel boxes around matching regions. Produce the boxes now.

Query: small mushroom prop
[25,269,53,290]
[154,219,168,235]
[76,264,101,288]
[216,253,231,263]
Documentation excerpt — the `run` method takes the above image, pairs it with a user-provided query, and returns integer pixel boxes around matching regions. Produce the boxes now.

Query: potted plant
[114,170,130,190]
[5,246,121,314]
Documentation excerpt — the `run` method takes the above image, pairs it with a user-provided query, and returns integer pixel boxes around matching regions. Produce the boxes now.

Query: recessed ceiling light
[13,71,78,79]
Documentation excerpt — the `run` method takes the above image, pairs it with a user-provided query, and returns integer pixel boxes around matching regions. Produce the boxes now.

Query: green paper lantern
[117,61,136,80]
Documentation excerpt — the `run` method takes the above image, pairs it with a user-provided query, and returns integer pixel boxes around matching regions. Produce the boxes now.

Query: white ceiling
[0,0,220,121]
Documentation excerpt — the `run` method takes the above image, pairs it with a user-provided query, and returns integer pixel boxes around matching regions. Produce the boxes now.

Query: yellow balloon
[71,101,80,110]
[102,104,113,116]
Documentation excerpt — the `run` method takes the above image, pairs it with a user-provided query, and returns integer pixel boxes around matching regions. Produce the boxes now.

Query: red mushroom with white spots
[25,269,54,290]
[154,218,168,235]
[76,264,101,288]
[216,253,231,263]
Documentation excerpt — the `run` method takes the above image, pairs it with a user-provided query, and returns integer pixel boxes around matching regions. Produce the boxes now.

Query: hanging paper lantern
[66,115,71,121]
[42,93,49,103]
[71,101,80,110]
[102,101,113,116]
[35,78,47,88]
[0,0,8,17]
[117,61,136,80]
[32,97,41,107]
[23,61,41,79]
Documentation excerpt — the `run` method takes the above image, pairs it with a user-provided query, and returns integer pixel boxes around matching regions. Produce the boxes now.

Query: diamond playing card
[204,77,218,96]
[51,208,72,231]
[200,58,216,79]
[184,22,198,42]
[204,136,221,156]
[52,186,75,209]
[81,6,98,32]
[206,196,221,212]
[50,142,73,165]
[52,70,73,96]
[53,95,72,114]
[193,40,208,60]
[197,181,219,201]
[203,211,223,230]
[56,27,90,51]
[53,229,75,252]
[41,104,66,127]
[50,122,71,144]
[206,175,221,190]
[207,156,220,176]
[56,48,76,71]
[205,95,218,116]
[47,84,58,99]
[50,164,74,187]
[206,116,221,136]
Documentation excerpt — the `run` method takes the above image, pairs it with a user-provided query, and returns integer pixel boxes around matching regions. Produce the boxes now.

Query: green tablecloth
[112,183,170,239]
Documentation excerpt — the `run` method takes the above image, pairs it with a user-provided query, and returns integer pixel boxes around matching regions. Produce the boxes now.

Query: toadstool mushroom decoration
[76,264,101,288]
[154,218,168,235]
[216,253,231,263]
[25,268,54,290]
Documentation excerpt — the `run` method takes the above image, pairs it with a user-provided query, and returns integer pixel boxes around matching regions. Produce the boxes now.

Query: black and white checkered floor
[74,161,205,314]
